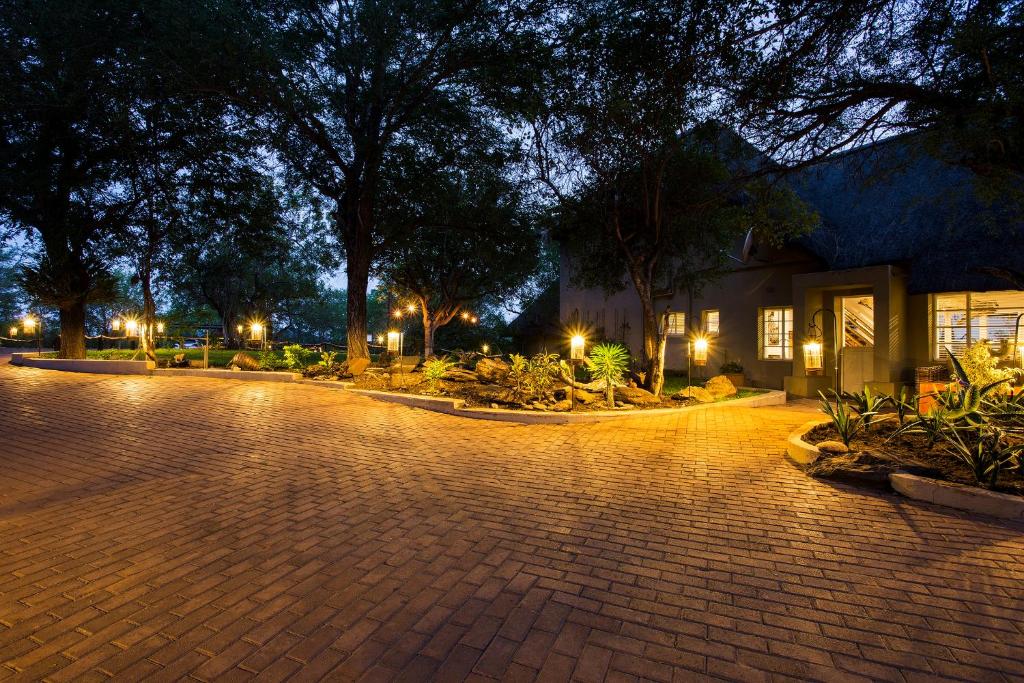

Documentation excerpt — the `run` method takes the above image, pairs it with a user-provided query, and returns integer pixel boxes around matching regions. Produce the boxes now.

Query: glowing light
[236,324,244,334]
[22,316,36,332]
[386,330,401,353]
[392,309,403,319]
[803,340,824,373]
[461,311,470,320]
[124,318,139,335]
[570,334,585,361]
[156,322,165,334]
[250,321,264,341]
[111,318,122,332]
[9,326,17,337]
[482,343,490,354]
[692,336,709,366]
[470,316,478,324]
[406,303,416,314]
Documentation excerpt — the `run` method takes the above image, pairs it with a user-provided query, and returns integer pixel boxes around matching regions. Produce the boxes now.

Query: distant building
[555,136,1024,395]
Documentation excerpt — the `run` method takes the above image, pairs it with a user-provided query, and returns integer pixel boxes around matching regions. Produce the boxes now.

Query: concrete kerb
[10,353,155,374]
[787,418,1024,520]
[334,385,787,424]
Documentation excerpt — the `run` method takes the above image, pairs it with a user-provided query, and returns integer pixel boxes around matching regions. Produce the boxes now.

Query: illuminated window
[702,310,720,336]
[933,291,1024,360]
[665,312,686,335]
[758,307,793,360]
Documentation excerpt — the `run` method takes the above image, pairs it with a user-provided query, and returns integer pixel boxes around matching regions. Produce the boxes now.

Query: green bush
[840,386,892,430]
[587,343,630,407]
[283,344,316,369]
[422,356,457,392]
[818,390,870,447]
[941,425,1023,489]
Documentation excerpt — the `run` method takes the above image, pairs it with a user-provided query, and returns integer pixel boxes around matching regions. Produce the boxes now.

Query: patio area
[0,360,1022,682]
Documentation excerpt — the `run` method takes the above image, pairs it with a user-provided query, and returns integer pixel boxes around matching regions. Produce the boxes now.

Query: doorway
[841,295,874,393]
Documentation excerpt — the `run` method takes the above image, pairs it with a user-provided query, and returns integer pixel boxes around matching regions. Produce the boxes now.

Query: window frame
[758,306,794,361]
[931,291,1024,360]
[702,309,720,337]
[664,311,686,336]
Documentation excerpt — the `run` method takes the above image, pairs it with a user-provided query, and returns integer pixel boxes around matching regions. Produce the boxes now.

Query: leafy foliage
[282,344,316,370]
[422,356,457,392]
[818,390,870,447]
[951,342,1020,395]
[587,343,631,407]
[940,426,1023,489]
[506,352,560,403]
[840,386,892,430]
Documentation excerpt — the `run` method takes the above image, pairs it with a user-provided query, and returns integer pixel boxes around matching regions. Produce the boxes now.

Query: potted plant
[720,359,745,388]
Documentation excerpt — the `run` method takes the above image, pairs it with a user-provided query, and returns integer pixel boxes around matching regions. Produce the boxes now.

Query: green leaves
[818,390,870,447]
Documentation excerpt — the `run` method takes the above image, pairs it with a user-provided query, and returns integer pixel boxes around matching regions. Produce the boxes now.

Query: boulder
[815,440,850,454]
[229,352,260,371]
[475,357,511,383]
[704,375,738,399]
[348,357,371,376]
[574,389,597,405]
[672,386,714,403]
[614,386,661,406]
[551,399,572,412]
[443,368,479,382]
[581,377,626,391]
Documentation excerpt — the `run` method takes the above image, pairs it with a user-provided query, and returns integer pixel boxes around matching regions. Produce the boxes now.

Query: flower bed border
[10,352,155,374]
[786,420,1024,520]
[336,385,785,423]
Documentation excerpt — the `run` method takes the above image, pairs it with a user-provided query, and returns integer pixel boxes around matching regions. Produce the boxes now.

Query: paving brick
[0,363,1021,682]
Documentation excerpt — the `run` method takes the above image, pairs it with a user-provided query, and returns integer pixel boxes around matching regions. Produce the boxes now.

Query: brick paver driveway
[1,360,1023,682]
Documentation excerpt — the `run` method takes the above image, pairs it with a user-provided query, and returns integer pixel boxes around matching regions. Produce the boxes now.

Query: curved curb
[785,419,830,464]
[151,368,301,383]
[11,353,155,374]
[338,386,786,424]
[890,473,1024,520]
[787,419,1024,520]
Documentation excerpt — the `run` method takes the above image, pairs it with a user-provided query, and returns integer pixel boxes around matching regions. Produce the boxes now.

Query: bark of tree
[140,262,157,363]
[340,192,373,361]
[58,300,87,359]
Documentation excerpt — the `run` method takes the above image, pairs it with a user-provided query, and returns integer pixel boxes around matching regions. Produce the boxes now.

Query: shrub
[422,356,456,392]
[941,425,1023,489]
[951,342,1019,395]
[587,343,630,407]
[257,349,287,370]
[506,352,559,403]
[818,390,870,447]
[318,351,340,369]
[720,359,743,374]
[283,344,316,370]
[840,386,892,430]
[507,354,529,402]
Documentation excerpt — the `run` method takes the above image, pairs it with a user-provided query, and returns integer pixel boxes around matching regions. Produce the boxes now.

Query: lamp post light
[23,315,41,355]
[9,326,17,338]
[804,308,841,394]
[481,343,490,355]
[570,334,586,412]
[156,321,165,335]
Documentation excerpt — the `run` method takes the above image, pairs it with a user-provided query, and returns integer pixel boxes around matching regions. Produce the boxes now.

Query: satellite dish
[740,229,755,263]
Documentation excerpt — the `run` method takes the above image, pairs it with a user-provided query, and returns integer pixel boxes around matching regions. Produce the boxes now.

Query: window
[933,291,1024,360]
[841,296,874,347]
[665,312,686,335]
[702,310,720,336]
[758,307,793,360]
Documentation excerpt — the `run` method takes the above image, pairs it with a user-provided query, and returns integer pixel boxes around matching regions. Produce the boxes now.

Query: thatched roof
[791,137,1024,294]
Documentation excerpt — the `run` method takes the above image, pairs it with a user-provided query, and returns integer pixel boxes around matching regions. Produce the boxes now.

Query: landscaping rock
[574,389,597,405]
[390,355,422,369]
[815,440,850,454]
[229,352,260,371]
[443,368,479,382]
[672,386,713,403]
[348,357,371,376]
[614,386,661,406]
[551,399,572,412]
[582,378,626,391]
[704,375,737,399]
[531,401,548,411]
[475,357,510,383]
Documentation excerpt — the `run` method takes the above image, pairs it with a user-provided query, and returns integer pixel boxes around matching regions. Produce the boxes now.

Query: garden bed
[802,420,1024,496]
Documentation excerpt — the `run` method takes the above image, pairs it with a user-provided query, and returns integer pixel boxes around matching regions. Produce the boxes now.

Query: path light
[482,343,490,354]
[692,336,709,367]
[124,318,139,335]
[386,330,401,353]
[22,315,36,333]
[156,321,165,334]
[111,317,122,332]
[570,334,586,361]
[803,340,824,374]
[250,321,264,341]
[9,326,17,337]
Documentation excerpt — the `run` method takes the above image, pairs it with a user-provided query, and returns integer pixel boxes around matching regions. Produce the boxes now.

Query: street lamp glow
[250,321,264,341]
[570,334,586,361]
[392,309,403,319]
[111,317,121,332]
[22,316,36,332]
[124,318,139,335]
[236,324,244,335]
[482,343,490,354]
[386,330,400,353]
[9,326,17,337]
[692,336,709,366]
[156,321,165,334]
[406,303,416,314]
[470,316,478,324]
[461,311,470,320]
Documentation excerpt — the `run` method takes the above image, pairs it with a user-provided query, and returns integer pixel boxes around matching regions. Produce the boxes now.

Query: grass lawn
[78,348,262,367]
[661,375,763,400]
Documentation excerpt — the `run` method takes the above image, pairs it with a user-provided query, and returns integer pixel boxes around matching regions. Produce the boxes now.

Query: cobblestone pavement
[1,360,1022,682]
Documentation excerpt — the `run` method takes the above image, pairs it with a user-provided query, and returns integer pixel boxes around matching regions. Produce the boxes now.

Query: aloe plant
[818,390,871,447]
[941,425,1024,489]
[586,343,630,407]
[841,386,892,429]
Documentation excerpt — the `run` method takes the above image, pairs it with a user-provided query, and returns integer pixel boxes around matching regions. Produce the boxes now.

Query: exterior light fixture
[386,330,401,353]
[156,321,165,334]
[250,321,264,341]
[236,324,244,335]
[22,316,36,333]
[481,343,490,354]
[9,326,17,337]
[111,317,122,332]
[406,303,416,314]
[570,335,586,361]
[461,311,470,320]
[692,336,709,366]
[470,316,478,324]
[803,340,824,374]
[124,318,139,335]
[392,309,403,319]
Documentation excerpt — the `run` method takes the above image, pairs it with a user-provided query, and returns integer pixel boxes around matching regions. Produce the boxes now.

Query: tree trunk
[340,203,372,361]
[639,299,669,397]
[423,316,436,359]
[141,269,157,363]
[58,300,87,359]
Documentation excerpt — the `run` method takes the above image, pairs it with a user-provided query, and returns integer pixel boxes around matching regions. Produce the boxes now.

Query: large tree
[230,0,549,360]
[0,0,145,357]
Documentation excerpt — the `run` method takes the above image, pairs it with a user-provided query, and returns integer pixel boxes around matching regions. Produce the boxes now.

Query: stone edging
[10,352,155,374]
[152,368,301,383]
[786,419,1024,520]
[335,385,786,424]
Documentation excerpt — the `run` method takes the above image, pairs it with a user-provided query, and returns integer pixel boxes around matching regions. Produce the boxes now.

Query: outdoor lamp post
[570,334,585,411]
[111,317,122,332]
[805,308,841,393]
[9,326,17,338]
[481,343,490,355]
[692,336,709,367]
[23,315,40,355]
[156,321,165,335]
[124,318,139,336]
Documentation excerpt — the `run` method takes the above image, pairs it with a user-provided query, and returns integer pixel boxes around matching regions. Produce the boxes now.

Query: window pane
[703,310,720,335]
[761,307,793,360]
[665,312,686,335]
[968,291,1024,356]
[934,293,968,360]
